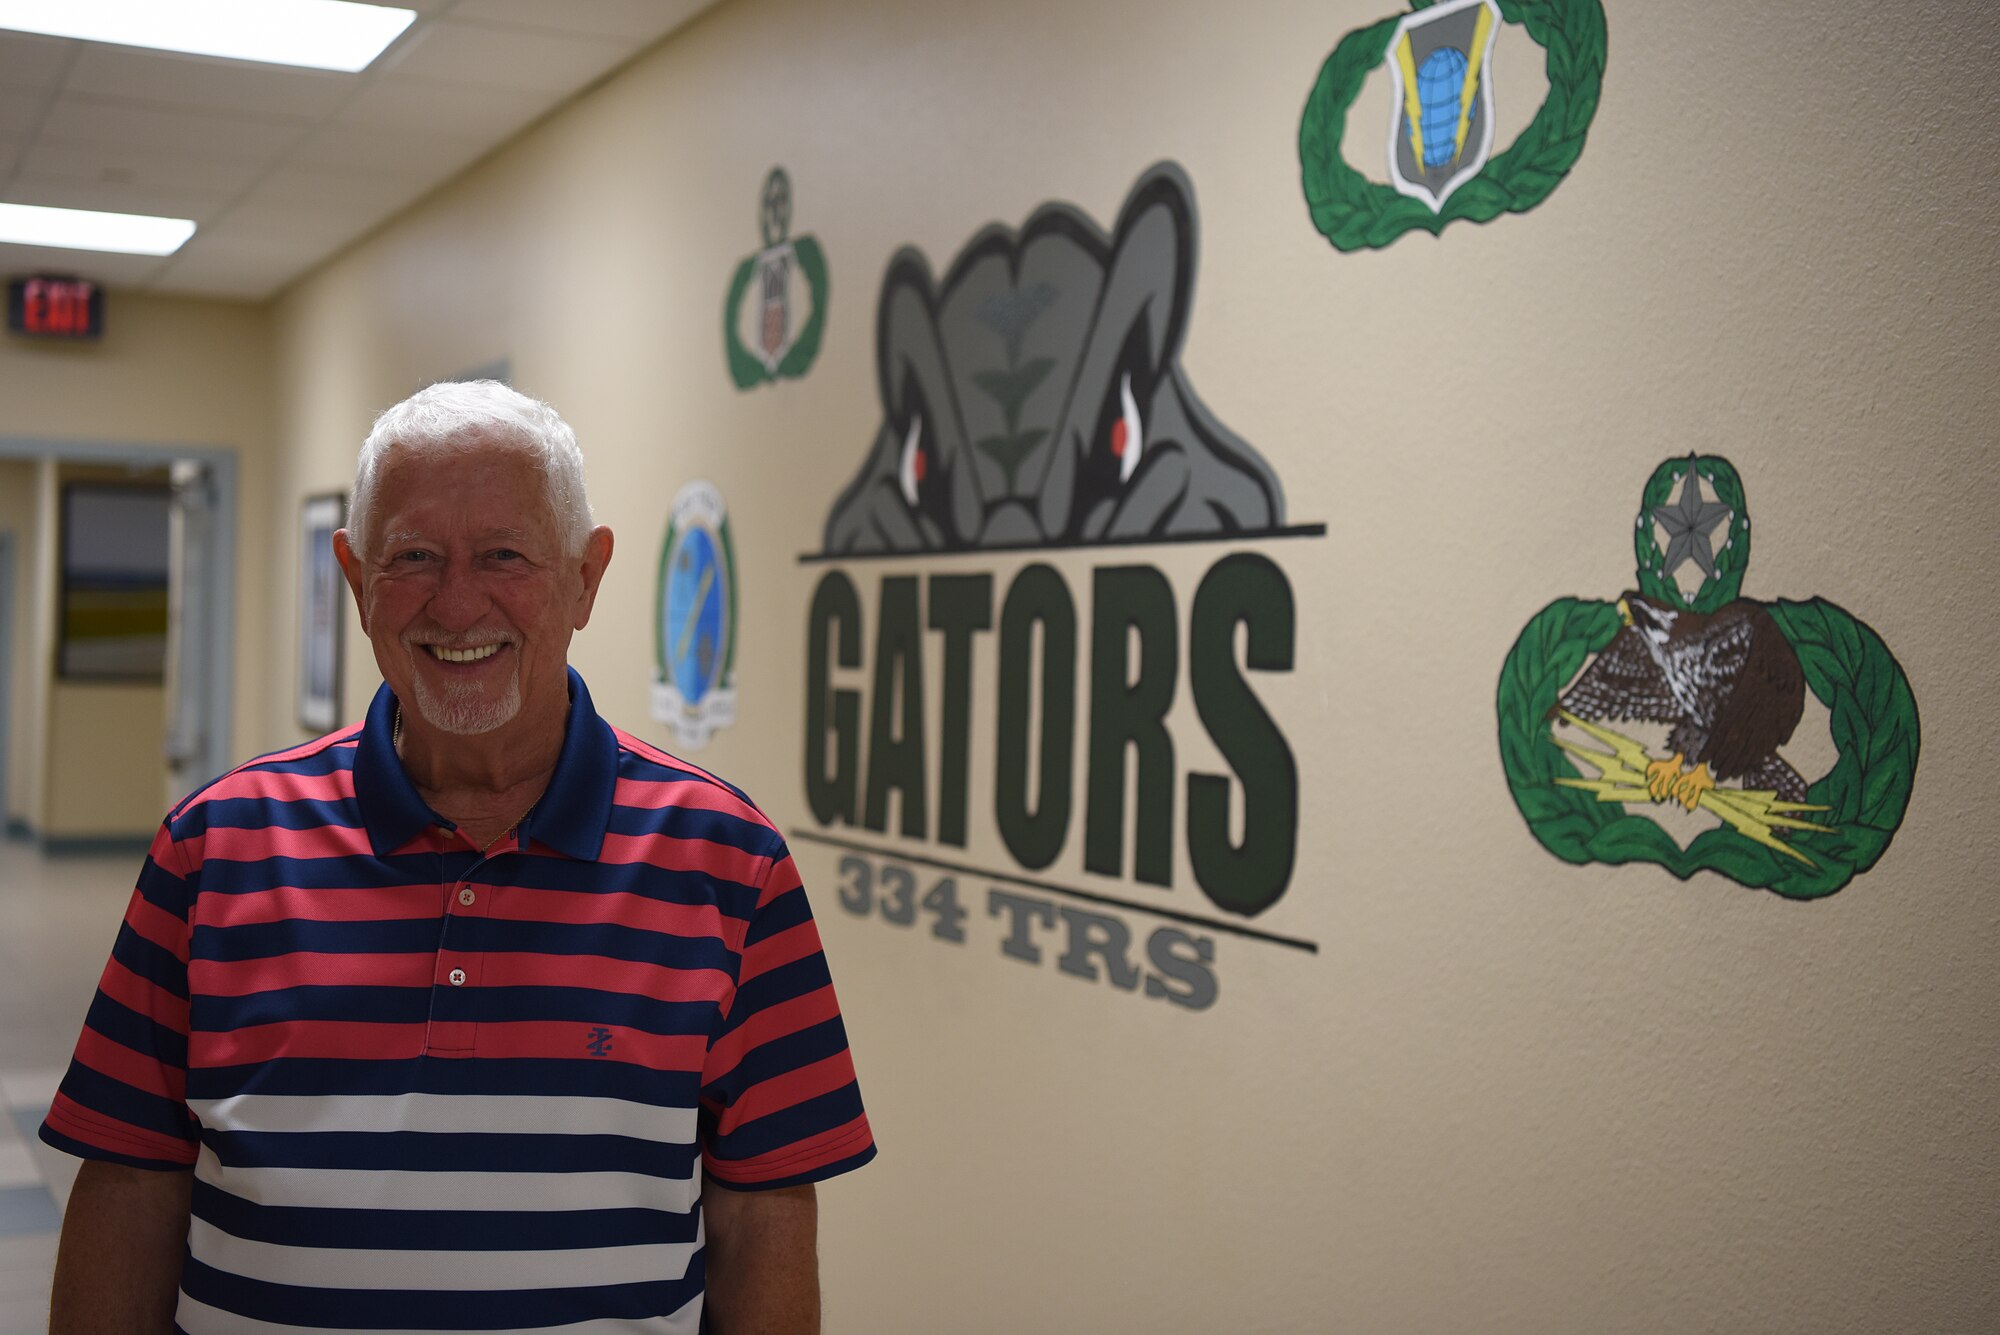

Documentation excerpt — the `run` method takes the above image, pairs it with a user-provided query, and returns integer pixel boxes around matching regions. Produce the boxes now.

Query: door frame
[0,436,238,794]
[0,530,13,833]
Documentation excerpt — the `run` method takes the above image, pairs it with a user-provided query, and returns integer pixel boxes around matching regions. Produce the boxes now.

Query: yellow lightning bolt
[1549,711,1835,867]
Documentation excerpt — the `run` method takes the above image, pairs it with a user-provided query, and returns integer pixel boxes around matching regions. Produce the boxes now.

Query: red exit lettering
[16,277,97,337]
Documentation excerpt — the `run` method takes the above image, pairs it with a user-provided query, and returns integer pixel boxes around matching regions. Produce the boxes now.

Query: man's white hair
[348,379,592,559]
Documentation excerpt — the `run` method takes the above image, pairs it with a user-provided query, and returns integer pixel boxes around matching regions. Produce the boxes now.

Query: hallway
[0,842,133,1328]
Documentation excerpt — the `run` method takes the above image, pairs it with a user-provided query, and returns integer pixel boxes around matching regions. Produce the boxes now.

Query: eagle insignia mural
[1497,456,1920,899]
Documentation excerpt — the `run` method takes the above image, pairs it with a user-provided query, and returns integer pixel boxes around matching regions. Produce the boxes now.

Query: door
[163,460,219,808]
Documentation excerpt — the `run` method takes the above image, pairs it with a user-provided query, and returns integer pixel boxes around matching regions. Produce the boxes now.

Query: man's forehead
[377,521,540,544]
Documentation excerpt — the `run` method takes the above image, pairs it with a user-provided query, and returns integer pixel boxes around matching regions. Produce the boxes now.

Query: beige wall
[0,294,275,838]
[175,0,2000,1329]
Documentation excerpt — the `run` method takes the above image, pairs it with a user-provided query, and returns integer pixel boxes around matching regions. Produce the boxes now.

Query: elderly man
[42,380,874,1334]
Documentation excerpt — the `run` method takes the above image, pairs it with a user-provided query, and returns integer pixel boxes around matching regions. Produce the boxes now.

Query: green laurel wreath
[1637,456,1749,613]
[1299,0,1608,252]
[723,235,829,389]
[1496,596,1920,899]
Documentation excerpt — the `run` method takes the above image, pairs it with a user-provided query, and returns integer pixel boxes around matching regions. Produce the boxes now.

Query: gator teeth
[430,644,500,663]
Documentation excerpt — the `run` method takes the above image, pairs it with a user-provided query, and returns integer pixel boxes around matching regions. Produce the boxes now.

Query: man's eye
[394,550,432,563]
[490,549,522,561]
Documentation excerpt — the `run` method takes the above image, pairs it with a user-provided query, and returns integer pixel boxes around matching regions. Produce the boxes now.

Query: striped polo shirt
[41,668,875,1334]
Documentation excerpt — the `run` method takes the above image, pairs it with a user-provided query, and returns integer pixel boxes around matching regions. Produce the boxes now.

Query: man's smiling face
[342,442,593,737]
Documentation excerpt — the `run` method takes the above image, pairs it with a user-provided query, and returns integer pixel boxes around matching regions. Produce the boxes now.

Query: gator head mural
[822,162,1285,553]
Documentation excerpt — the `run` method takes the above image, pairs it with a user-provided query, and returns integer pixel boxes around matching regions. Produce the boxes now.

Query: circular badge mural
[652,481,738,750]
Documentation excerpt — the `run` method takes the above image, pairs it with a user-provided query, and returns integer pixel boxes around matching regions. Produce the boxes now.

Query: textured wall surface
[263,1,1999,1330]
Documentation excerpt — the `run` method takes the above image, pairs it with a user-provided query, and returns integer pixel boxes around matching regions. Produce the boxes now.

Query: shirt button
[448,968,467,987]
[458,887,476,906]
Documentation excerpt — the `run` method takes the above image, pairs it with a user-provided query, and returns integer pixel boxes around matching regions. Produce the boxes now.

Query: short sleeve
[699,845,875,1190]
[39,822,201,1170]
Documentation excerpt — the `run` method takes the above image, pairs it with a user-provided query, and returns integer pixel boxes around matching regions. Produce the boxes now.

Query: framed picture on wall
[298,493,346,733]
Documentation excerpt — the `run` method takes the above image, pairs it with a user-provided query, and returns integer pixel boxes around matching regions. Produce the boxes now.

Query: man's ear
[332,528,369,634]
[572,526,616,630]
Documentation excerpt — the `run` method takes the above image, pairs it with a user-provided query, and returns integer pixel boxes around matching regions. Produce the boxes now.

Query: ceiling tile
[5,172,228,224]
[449,0,716,42]
[333,73,549,141]
[0,30,71,93]
[208,198,386,252]
[290,124,488,181]
[16,139,266,198]
[64,46,360,121]
[244,164,429,215]
[40,96,309,165]
[0,86,51,139]
[381,19,632,95]
[146,237,313,301]
[0,240,166,287]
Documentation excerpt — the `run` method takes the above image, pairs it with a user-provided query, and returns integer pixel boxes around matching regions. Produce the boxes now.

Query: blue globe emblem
[664,527,725,704]
[1416,46,1471,169]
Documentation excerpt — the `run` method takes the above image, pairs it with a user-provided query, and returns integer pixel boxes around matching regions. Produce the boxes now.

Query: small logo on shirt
[585,1026,615,1057]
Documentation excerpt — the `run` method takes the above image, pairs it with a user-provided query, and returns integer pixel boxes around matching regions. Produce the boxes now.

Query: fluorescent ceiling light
[0,0,417,73]
[0,202,196,256]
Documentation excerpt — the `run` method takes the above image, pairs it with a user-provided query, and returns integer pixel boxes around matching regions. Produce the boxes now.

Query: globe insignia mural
[1496,457,1920,898]
[1386,0,1500,211]
[1300,0,1606,251]
[652,481,738,749]
[724,167,829,389]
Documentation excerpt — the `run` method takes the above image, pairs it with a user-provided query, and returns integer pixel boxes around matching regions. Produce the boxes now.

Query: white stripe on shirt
[189,1093,698,1144]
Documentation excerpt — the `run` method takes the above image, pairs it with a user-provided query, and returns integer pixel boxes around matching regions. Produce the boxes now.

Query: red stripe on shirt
[195,1020,429,1065]
[190,952,437,997]
[199,883,447,929]
[704,985,843,1089]
[198,823,374,864]
[611,776,763,824]
[736,917,829,987]
[96,956,190,1032]
[757,856,804,910]
[595,831,774,884]
[124,891,192,963]
[475,951,735,1002]
[714,1051,861,1131]
[72,1025,186,1105]
[194,765,355,808]
[481,884,735,943]
[611,730,753,800]
[44,1091,196,1165]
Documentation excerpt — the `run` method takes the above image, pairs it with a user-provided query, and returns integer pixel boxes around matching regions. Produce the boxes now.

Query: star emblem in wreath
[1496,455,1920,899]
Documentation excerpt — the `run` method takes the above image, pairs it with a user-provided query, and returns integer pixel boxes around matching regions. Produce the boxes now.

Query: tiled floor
[0,840,138,1330]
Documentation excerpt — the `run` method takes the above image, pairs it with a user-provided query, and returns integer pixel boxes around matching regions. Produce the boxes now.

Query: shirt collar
[353,666,617,861]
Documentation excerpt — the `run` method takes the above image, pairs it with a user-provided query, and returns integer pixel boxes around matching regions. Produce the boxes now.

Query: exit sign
[8,276,103,339]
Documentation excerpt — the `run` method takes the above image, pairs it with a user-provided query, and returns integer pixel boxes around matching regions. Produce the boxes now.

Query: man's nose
[426,557,489,628]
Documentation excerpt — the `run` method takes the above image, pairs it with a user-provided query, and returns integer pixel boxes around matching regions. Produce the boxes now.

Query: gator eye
[1111,372,1142,483]
[898,414,925,508]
